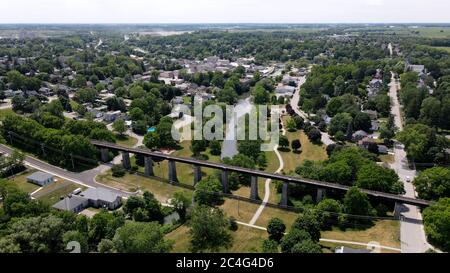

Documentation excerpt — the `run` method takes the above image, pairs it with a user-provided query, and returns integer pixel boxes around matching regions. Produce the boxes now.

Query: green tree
[286,118,297,132]
[170,191,191,222]
[112,222,172,253]
[291,240,322,253]
[356,163,404,194]
[343,187,374,217]
[316,199,343,229]
[267,218,286,242]
[62,230,88,253]
[209,140,222,156]
[413,167,450,201]
[353,112,372,132]
[291,211,322,242]
[422,198,450,251]
[329,113,353,136]
[396,124,434,162]
[307,128,322,143]
[280,228,312,253]
[279,135,289,149]
[188,205,233,253]
[291,139,301,152]
[112,119,127,136]
[0,215,66,253]
[261,239,279,253]
[420,97,441,128]
[293,115,304,129]
[194,175,223,206]
[319,161,352,185]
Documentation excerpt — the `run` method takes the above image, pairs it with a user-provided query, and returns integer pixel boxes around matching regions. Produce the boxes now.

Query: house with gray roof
[27,171,54,186]
[52,187,122,213]
[52,195,88,213]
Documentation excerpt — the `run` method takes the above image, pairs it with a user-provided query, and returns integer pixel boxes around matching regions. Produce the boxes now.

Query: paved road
[0,144,132,197]
[290,76,335,146]
[388,73,432,253]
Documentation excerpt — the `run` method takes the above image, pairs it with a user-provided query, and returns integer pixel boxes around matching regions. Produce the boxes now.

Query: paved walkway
[248,118,286,225]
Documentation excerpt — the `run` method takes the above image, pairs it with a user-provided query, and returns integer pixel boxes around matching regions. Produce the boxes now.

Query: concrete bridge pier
[168,160,178,183]
[122,152,131,169]
[250,176,258,200]
[100,148,109,162]
[281,182,289,206]
[144,156,154,176]
[193,165,202,185]
[316,188,326,203]
[221,169,229,193]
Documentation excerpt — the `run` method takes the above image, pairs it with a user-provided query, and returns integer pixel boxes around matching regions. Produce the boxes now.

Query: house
[27,171,54,186]
[79,188,122,210]
[407,64,425,74]
[363,110,378,120]
[171,96,184,105]
[371,120,380,131]
[275,86,295,97]
[369,79,383,89]
[103,110,122,122]
[52,195,88,213]
[377,145,389,154]
[358,136,377,149]
[352,130,369,142]
[52,187,122,213]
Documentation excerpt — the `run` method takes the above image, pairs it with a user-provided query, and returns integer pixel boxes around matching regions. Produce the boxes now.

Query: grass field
[0,108,15,120]
[321,220,401,249]
[431,46,450,53]
[166,224,268,253]
[376,27,450,38]
[96,171,193,203]
[35,180,86,205]
[379,154,395,164]
[7,169,40,193]
[116,135,138,148]
[279,117,328,174]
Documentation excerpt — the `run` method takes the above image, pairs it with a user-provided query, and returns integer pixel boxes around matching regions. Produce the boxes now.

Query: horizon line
[1,22,450,25]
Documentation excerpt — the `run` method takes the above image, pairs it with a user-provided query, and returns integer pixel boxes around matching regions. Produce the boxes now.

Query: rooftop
[27,171,53,182]
[79,187,121,203]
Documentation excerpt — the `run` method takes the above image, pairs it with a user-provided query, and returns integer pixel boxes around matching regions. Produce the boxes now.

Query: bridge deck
[91,140,432,207]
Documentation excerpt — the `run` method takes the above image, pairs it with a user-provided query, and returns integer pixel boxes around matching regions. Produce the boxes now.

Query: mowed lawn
[96,171,193,203]
[34,179,86,206]
[116,135,138,148]
[321,220,401,249]
[129,140,222,187]
[279,117,328,174]
[166,224,268,253]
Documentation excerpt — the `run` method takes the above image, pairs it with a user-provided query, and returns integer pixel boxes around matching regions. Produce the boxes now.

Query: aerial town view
[0,0,449,265]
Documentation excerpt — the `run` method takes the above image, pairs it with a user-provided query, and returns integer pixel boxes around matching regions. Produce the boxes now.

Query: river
[220,97,253,159]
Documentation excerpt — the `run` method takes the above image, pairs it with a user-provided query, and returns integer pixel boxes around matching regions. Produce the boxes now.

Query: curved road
[290,76,335,146]
[0,144,133,197]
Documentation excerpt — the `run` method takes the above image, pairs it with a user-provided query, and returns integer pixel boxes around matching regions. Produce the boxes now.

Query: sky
[1,0,449,24]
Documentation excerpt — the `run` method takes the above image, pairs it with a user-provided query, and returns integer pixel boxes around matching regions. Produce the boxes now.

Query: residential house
[27,171,54,186]
[53,187,122,213]
[352,130,369,142]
